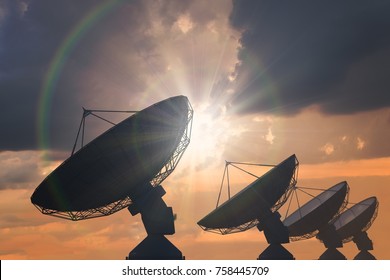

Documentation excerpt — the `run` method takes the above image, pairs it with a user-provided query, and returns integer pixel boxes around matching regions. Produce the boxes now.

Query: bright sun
[184,104,232,172]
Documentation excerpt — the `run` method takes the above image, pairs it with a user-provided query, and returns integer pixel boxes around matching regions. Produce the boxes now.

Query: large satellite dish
[198,154,299,259]
[283,181,349,241]
[31,95,193,259]
[317,196,379,260]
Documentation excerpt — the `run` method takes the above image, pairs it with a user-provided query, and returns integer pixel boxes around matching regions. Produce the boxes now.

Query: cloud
[0,0,163,151]
[229,0,390,115]
[357,137,366,150]
[1,0,102,150]
[222,107,390,164]
[264,127,275,144]
[0,151,41,189]
[175,13,194,34]
[0,0,237,152]
[320,143,335,156]
[0,150,61,190]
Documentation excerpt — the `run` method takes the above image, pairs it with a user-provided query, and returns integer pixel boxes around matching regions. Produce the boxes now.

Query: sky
[0,0,389,260]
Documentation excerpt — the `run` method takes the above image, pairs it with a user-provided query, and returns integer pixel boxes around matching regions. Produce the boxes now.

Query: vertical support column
[256,211,294,260]
[126,184,184,260]
[317,225,346,260]
[352,231,376,260]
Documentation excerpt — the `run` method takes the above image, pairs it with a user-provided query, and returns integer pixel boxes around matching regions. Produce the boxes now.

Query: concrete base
[258,244,295,260]
[126,235,184,260]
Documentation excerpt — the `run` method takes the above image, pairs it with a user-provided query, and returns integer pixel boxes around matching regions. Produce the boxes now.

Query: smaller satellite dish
[283,181,349,241]
[317,196,379,260]
[198,154,299,260]
[332,196,378,241]
[198,154,298,234]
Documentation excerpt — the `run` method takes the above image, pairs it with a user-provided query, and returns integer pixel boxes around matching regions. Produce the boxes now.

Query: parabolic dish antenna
[32,95,192,220]
[332,196,378,242]
[283,181,349,241]
[31,95,193,259]
[317,196,379,260]
[198,154,299,259]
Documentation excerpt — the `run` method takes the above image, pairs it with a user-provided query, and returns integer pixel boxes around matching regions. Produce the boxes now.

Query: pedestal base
[318,248,346,260]
[354,250,376,260]
[257,244,295,260]
[126,235,184,260]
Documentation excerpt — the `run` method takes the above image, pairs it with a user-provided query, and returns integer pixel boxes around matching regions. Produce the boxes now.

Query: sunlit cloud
[357,137,365,150]
[299,157,390,179]
[320,143,335,156]
[264,127,275,144]
[175,13,194,34]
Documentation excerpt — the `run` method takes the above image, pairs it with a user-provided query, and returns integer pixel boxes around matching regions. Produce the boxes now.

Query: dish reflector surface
[283,181,348,240]
[31,96,193,220]
[332,196,378,242]
[198,154,298,234]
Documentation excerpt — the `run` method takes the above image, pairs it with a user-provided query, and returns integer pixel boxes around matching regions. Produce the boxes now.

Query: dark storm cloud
[230,0,390,115]
[0,0,229,151]
[0,0,157,151]
[0,0,103,150]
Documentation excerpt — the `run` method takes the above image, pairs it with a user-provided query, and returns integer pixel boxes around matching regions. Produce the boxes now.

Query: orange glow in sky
[1,0,389,260]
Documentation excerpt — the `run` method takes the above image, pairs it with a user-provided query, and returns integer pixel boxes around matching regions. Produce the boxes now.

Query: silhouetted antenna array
[30,94,379,260]
[198,154,379,260]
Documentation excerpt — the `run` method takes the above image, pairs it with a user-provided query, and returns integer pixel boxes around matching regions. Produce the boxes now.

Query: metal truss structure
[151,104,193,186]
[203,219,260,235]
[34,196,133,221]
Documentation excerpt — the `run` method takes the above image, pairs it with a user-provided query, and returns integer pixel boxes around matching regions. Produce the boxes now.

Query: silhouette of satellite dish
[283,181,349,241]
[317,196,379,260]
[31,95,193,260]
[198,154,299,259]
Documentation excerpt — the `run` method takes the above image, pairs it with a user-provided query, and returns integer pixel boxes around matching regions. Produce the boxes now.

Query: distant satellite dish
[198,154,299,259]
[31,95,193,260]
[333,196,378,242]
[283,181,349,241]
[317,196,379,260]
